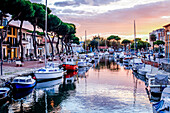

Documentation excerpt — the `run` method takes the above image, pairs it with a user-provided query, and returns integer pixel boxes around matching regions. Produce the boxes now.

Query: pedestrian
[153,54,156,61]
[148,54,150,61]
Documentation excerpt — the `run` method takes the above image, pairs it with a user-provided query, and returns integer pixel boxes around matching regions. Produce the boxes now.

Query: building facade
[1,23,63,60]
[149,28,165,49]
[163,24,170,58]
[3,24,19,59]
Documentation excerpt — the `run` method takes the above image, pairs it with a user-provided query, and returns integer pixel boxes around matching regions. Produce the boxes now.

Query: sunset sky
[13,0,170,41]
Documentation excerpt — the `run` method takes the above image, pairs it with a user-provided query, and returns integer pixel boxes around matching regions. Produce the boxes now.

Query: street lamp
[0,18,8,75]
[146,39,148,53]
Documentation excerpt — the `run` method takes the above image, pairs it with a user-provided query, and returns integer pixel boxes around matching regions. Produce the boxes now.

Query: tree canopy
[122,39,131,45]
[0,0,78,58]
[150,34,157,41]
[131,40,150,50]
[154,40,165,45]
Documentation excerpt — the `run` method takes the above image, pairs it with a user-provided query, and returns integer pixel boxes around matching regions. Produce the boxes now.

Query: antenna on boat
[44,0,48,67]
[134,20,136,55]
[85,30,87,55]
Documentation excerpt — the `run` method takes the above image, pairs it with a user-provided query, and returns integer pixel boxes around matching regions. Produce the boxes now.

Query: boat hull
[62,64,78,70]
[12,82,36,90]
[34,71,63,81]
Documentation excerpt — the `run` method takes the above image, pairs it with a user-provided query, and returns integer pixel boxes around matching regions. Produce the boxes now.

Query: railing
[37,43,45,46]
[7,43,19,48]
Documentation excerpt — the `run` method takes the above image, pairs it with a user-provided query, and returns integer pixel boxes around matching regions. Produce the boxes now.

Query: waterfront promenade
[0,57,62,82]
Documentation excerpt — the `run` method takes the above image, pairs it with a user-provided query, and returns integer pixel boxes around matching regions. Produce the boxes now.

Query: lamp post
[0,27,3,75]
[0,17,8,75]
[146,39,148,53]
[159,45,161,65]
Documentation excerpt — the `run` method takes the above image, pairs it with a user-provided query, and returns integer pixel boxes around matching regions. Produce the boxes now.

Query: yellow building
[3,24,19,59]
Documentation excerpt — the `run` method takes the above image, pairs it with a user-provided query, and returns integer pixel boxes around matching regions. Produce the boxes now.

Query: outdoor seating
[39,59,43,63]
[8,60,11,64]
[16,61,24,67]
[33,57,37,61]
[48,57,52,61]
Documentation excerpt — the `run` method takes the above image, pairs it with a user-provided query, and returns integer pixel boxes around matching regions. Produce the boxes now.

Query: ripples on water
[0,58,153,113]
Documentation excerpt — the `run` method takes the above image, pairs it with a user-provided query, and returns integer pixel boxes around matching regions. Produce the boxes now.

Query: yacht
[34,62,64,81]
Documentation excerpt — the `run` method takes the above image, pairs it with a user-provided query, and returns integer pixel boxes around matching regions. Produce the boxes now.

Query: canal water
[0,58,152,113]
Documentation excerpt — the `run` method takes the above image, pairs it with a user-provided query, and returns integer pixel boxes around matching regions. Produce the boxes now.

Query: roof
[98,46,108,49]
[163,23,170,28]
[9,24,31,31]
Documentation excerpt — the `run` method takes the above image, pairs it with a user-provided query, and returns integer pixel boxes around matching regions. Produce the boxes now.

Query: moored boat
[123,55,133,66]
[77,59,87,68]
[34,62,64,81]
[12,76,36,90]
[148,74,170,96]
[0,87,11,105]
[65,71,78,84]
[153,86,170,113]
[138,65,151,76]
[62,58,78,71]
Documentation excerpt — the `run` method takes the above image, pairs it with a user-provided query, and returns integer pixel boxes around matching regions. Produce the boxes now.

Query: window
[23,33,25,39]
[3,48,5,59]
[20,79,25,82]
[8,37,12,46]
[14,79,19,82]
[13,28,15,36]
[14,48,16,57]
[8,27,12,35]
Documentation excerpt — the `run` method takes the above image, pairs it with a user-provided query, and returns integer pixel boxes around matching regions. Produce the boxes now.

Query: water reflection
[95,58,120,71]
[0,57,153,113]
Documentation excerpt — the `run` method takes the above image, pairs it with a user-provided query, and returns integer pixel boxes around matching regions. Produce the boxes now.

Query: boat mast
[98,34,99,52]
[85,30,87,54]
[44,0,48,66]
[134,20,136,54]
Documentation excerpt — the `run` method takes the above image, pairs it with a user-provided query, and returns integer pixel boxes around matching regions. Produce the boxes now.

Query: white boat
[146,67,162,80]
[34,62,64,81]
[85,57,93,66]
[78,59,87,67]
[119,52,124,62]
[94,54,99,59]
[0,87,10,104]
[130,58,143,72]
[153,86,170,113]
[87,52,94,58]
[12,76,36,89]
[123,54,133,66]
[148,74,170,95]
[138,65,151,76]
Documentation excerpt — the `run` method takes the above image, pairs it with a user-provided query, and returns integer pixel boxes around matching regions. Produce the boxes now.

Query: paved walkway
[0,58,62,82]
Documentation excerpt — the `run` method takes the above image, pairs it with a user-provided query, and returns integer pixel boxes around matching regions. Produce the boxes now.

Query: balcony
[37,43,45,47]
[7,43,19,48]
[2,41,9,45]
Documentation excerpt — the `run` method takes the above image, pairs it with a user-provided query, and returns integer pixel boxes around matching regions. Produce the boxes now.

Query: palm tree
[122,39,131,51]
[115,36,121,51]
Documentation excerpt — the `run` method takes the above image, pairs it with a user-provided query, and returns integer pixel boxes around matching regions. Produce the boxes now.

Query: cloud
[30,0,42,3]
[54,0,87,7]
[54,0,119,7]
[10,0,170,41]
[161,16,170,19]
